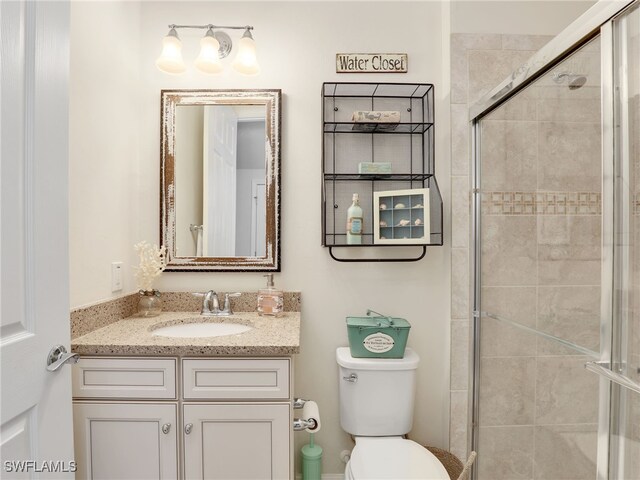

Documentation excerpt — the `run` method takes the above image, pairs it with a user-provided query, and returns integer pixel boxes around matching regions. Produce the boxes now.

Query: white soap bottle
[346,193,363,245]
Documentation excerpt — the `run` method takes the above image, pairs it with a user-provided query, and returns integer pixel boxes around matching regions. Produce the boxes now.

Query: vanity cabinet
[72,356,292,480]
[73,402,179,479]
[183,403,290,480]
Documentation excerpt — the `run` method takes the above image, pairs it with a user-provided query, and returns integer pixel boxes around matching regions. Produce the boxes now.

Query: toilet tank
[336,347,419,436]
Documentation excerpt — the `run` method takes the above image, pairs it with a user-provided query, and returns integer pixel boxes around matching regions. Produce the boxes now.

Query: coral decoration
[134,242,166,292]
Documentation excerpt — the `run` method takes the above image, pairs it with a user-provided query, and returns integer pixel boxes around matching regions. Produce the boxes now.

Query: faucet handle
[200,290,220,315]
[223,292,242,314]
[209,291,220,310]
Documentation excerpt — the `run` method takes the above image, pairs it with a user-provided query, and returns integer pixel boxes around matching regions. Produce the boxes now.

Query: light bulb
[195,29,223,75]
[156,28,186,74]
[232,29,260,75]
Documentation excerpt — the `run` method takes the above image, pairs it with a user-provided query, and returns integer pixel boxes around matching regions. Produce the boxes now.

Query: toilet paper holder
[293,398,320,432]
[293,418,317,431]
[293,398,308,409]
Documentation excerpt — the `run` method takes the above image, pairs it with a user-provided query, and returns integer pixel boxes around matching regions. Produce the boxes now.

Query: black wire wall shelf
[322,82,443,263]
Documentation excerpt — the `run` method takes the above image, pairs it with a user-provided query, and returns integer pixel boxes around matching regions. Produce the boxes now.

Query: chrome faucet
[201,290,220,316]
[201,291,242,316]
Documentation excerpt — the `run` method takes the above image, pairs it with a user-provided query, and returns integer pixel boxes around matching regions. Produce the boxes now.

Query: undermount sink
[151,318,253,338]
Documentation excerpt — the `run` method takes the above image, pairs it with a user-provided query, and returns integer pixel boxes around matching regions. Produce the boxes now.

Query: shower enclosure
[470,1,640,478]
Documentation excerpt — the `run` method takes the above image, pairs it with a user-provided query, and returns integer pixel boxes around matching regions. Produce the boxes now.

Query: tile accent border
[71,291,302,339]
[482,191,601,215]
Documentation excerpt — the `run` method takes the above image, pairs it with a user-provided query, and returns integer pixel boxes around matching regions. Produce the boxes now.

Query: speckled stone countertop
[71,311,301,357]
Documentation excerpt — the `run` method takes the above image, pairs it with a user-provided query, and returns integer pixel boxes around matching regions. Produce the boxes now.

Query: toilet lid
[348,438,450,480]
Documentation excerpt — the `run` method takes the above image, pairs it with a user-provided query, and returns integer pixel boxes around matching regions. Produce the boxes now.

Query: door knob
[46,345,79,372]
[162,423,171,434]
[184,423,193,435]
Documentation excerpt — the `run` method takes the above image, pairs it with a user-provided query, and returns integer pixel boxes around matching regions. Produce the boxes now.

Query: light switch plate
[111,262,123,292]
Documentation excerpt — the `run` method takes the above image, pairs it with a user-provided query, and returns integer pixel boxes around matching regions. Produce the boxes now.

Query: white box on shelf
[373,188,430,245]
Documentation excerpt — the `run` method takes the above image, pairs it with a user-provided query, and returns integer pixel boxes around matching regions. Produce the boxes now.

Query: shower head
[552,72,587,90]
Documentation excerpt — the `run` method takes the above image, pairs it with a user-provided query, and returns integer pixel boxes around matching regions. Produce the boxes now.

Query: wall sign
[336,53,408,73]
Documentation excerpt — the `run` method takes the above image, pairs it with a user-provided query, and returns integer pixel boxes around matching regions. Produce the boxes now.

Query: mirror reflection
[174,105,267,257]
[160,89,280,272]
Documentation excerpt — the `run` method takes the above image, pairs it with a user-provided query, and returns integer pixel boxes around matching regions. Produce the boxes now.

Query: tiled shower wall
[450,18,640,478]
[478,36,602,479]
[448,33,554,461]
[450,33,606,478]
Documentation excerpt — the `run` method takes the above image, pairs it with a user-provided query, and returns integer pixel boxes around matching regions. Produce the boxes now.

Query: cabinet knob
[184,423,193,435]
[161,423,171,434]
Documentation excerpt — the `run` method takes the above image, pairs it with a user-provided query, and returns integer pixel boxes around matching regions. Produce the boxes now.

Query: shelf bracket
[328,246,427,263]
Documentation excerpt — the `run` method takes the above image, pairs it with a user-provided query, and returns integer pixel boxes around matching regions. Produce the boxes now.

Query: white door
[203,106,238,256]
[0,1,75,477]
[73,403,178,479]
[183,403,290,480]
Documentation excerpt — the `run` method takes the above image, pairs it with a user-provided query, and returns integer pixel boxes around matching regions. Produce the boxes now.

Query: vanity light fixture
[156,24,259,76]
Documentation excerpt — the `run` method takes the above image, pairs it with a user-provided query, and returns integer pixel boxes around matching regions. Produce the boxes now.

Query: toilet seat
[345,437,450,480]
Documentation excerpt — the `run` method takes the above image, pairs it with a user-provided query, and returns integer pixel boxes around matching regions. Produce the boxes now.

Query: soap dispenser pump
[257,274,283,317]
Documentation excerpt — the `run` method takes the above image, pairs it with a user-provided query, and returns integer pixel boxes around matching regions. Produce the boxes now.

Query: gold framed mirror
[160,89,281,271]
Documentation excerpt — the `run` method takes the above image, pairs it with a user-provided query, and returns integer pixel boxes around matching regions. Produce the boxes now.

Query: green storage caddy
[346,310,411,359]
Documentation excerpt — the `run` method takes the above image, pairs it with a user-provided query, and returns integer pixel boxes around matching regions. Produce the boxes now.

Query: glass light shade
[156,30,186,74]
[232,34,260,75]
[195,34,223,75]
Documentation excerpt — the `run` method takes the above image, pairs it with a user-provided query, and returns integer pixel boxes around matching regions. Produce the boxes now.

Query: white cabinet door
[73,402,178,480]
[183,403,290,480]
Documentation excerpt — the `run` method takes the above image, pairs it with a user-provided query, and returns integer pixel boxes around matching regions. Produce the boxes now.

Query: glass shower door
[607,4,640,478]
[474,36,605,479]
[472,3,640,478]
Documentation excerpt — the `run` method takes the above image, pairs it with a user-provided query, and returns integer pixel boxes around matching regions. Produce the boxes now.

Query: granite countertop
[71,311,301,357]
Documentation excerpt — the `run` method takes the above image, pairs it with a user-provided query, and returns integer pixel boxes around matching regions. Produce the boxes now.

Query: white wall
[451,0,596,34]
[69,2,142,307]
[71,1,451,474]
[175,106,204,257]
[141,3,451,474]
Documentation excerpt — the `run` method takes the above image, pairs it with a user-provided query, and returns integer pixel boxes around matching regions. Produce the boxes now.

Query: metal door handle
[162,423,171,434]
[46,345,79,372]
[184,423,193,435]
[585,361,640,395]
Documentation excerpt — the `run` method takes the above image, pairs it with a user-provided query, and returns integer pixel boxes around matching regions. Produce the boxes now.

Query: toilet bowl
[344,437,449,480]
[337,348,450,480]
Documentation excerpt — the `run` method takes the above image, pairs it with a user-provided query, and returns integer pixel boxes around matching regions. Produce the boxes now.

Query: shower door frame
[469,1,637,479]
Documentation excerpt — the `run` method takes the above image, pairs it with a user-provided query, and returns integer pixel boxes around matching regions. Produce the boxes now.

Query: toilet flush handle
[343,373,358,383]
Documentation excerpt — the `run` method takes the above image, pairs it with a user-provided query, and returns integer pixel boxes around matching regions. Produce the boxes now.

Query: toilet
[337,347,450,480]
